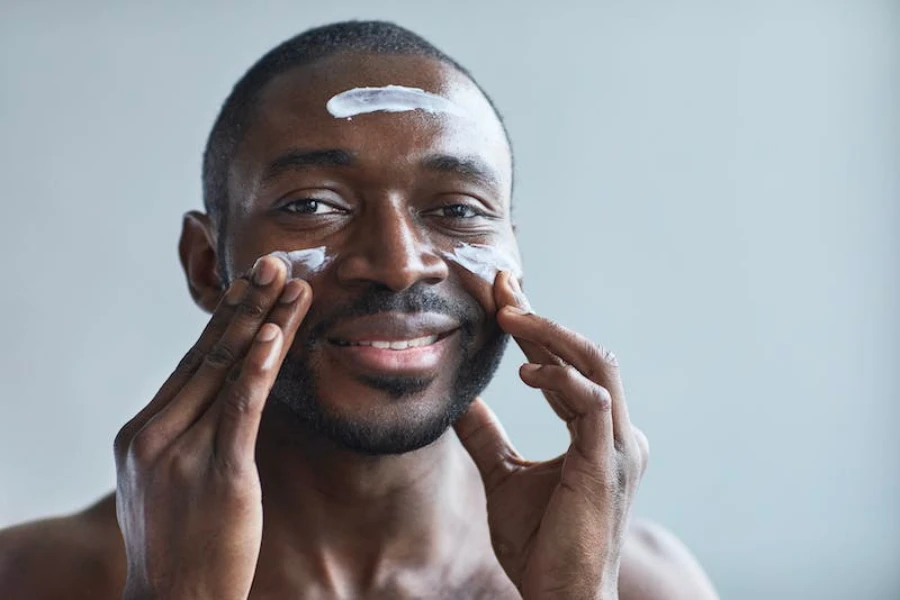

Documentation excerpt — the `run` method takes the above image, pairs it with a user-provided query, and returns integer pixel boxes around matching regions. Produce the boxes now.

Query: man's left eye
[282,199,342,215]
[435,204,482,219]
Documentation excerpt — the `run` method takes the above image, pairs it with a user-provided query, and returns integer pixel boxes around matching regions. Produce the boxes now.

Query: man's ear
[179,211,224,314]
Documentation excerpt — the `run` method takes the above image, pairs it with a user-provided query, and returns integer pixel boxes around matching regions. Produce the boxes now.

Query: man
[0,21,718,599]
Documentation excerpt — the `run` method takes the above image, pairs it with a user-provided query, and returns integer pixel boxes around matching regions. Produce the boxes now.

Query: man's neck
[252,405,501,597]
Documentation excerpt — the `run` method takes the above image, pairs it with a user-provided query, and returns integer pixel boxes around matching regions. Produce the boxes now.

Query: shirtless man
[0,21,719,599]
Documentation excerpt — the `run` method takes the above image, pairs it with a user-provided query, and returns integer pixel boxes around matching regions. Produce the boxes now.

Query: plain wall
[1,1,898,598]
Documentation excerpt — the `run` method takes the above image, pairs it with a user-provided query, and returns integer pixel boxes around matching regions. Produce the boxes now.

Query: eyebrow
[260,148,354,185]
[420,153,502,192]
[259,148,502,193]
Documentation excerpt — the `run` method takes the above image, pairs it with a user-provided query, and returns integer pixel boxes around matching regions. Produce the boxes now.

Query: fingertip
[490,270,510,309]
[258,325,284,371]
[257,322,280,343]
[519,362,541,377]
[297,277,313,297]
[278,278,305,304]
[292,279,314,318]
[269,251,292,275]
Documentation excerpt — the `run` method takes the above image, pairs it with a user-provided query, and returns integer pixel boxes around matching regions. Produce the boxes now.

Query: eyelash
[278,199,492,224]
[280,199,344,216]
[432,204,486,219]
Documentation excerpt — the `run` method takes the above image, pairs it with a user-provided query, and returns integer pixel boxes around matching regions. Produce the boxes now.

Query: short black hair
[202,20,511,231]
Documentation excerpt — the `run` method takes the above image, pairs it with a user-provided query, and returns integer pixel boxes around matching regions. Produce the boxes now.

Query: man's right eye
[281,199,342,215]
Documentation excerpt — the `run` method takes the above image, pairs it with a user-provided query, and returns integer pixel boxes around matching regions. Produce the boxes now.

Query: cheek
[441,243,523,318]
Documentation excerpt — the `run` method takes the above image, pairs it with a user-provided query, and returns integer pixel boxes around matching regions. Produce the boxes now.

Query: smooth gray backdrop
[1,1,898,598]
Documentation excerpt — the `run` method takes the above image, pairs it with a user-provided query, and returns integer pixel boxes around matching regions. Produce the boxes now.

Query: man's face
[216,53,517,454]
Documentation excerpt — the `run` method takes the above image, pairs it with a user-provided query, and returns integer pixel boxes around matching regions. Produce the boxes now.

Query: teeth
[409,335,439,347]
[345,334,440,350]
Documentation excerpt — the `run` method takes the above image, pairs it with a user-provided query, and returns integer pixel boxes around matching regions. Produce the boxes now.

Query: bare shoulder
[0,493,125,600]
[618,518,719,600]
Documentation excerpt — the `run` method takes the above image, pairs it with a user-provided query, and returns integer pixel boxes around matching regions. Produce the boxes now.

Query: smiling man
[0,21,718,599]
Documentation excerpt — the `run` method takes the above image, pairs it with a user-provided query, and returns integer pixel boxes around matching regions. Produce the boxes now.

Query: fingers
[493,271,563,368]
[453,397,522,491]
[519,364,614,457]
[498,306,631,442]
[213,323,284,470]
[113,278,250,463]
[203,276,311,469]
[143,256,292,446]
[493,269,531,314]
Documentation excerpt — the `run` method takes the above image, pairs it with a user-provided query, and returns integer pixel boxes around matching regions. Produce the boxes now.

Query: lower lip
[327,331,457,376]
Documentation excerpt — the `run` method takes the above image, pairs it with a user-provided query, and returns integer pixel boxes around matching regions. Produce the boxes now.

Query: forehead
[229,53,511,201]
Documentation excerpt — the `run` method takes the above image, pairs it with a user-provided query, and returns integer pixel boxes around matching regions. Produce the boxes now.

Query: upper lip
[326,312,460,344]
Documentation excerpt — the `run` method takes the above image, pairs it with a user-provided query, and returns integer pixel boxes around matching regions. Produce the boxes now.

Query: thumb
[454,397,521,491]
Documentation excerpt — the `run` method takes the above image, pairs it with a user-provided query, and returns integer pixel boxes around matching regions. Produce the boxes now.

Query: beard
[267,282,509,455]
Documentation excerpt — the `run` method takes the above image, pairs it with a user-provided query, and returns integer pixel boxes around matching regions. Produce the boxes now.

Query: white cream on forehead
[271,247,331,279]
[441,243,522,284]
[326,85,467,119]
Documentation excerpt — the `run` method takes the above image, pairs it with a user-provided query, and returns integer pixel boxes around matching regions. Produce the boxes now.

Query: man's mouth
[324,313,461,377]
[330,332,453,350]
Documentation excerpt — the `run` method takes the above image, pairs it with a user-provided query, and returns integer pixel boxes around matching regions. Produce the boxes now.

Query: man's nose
[335,201,449,291]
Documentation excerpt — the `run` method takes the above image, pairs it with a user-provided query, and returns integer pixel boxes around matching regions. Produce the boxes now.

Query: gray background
[1,1,898,598]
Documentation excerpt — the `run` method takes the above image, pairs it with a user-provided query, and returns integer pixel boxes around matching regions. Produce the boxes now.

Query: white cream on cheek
[440,243,522,284]
[441,243,530,310]
[271,247,332,279]
[326,85,467,119]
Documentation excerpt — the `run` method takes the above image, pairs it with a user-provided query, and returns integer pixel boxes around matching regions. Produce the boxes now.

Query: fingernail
[252,257,277,286]
[271,252,293,275]
[224,279,248,305]
[504,306,528,316]
[520,363,541,374]
[279,280,303,304]
[257,323,279,342]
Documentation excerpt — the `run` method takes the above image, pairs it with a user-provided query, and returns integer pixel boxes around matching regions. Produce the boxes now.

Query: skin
[0,52,719,599]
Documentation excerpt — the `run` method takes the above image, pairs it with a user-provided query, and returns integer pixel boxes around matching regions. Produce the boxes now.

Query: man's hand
[113,256,311,600]
[455,271,649,600]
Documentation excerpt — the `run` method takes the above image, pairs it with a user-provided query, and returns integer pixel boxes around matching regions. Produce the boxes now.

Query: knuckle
[205,342,239,369]
[175,347,203,374]
[224,386,258,419]
[545,321,569,346]
[237,298,267,319]
[581,342,605,380]
[128,429,160,465]
[559,364,579,383]
[634,426,650,453]
[617,443,645,481]
[166,451,196,483]
[589,385,613,411]
[226,364,243,383]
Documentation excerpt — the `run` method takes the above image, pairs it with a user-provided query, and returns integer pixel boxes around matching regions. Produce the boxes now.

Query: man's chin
[272,387,472,456]
[353,373,435,400]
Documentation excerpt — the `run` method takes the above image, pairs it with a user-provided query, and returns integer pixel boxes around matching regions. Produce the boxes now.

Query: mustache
[301,282,484,345]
